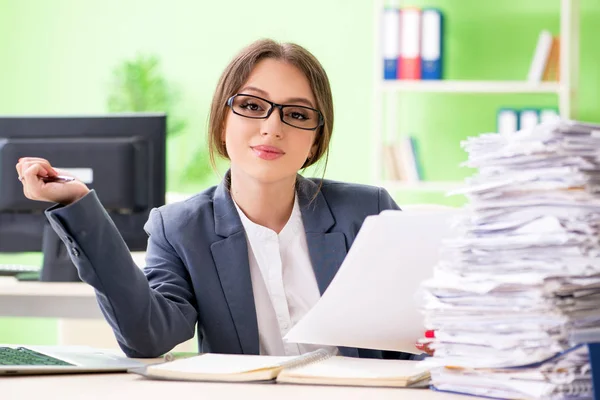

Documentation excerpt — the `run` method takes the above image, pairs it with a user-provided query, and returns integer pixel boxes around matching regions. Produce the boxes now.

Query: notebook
[130,348,430,387]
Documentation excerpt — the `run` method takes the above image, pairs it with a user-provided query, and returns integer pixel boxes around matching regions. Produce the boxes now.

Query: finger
[19,160,55,179]
[18,157,53,165]
[422,344,435,356]
[22,164,49,200]
[17,158,57,177]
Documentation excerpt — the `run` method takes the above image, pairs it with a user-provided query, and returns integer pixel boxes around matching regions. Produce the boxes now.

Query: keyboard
[0,264,40,277]
[0,347,73,366]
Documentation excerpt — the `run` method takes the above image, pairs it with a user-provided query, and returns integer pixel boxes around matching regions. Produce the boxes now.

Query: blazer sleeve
[45,190,198,358]
[377,187,402,212]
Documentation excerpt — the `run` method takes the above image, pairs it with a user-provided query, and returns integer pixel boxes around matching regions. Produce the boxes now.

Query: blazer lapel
[296,176,359,358]
[210,175,259,355]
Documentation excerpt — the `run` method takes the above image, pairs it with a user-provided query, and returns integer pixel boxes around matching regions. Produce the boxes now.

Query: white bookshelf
[382,180,463,193]
[382,80,562,94]
[372,0,580,192]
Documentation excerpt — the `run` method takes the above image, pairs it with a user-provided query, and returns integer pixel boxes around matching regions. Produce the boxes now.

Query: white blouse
[234,195,338,356]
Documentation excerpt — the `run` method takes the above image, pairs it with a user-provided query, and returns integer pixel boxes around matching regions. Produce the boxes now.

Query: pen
[42,175,76,183]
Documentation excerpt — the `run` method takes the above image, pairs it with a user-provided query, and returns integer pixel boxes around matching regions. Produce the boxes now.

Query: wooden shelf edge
[381,80,561,94]
[382,181,465,192]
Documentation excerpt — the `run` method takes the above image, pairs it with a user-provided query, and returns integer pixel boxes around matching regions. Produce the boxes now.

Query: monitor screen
[0,114,166,280]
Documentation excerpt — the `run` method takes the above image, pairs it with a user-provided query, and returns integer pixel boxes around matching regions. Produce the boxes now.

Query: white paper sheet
[284,209,460,354]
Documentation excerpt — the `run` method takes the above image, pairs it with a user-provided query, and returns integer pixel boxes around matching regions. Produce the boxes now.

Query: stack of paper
[421,120,600,399]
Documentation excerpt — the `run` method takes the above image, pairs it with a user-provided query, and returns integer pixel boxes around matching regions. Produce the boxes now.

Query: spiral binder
[556,379,594,397]
[280,348,334,370]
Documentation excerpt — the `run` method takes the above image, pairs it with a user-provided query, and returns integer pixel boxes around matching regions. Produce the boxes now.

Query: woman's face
[223,58,319,185]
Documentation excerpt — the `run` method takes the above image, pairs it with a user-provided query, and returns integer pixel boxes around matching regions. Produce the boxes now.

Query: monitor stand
[40,223,81,282]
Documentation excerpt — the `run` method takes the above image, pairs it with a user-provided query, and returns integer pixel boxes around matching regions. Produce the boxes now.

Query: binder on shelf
[394,136,420,182]
[527,30,553,83]
[382,8,400,80]
[398,8,421,80]
[519,108,539,131]
[383,143,405,181]
[497,108,519,134]
[421,8,443,80]
[543,36,560,82]
[540,108,560,124]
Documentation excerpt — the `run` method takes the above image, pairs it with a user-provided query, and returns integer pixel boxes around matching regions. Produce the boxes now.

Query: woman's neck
[229,168,296,234]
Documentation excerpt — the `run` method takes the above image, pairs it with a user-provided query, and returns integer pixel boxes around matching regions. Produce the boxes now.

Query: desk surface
[2,372,471,400]
[0,280,100,319]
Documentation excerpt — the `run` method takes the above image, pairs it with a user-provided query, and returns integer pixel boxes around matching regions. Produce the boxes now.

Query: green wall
[1,0,599,344]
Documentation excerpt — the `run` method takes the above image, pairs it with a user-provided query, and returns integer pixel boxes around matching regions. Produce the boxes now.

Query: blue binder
[421,8,443,80]
[382,8,400,80]
[570,328,600,398]
[589,344,600,399]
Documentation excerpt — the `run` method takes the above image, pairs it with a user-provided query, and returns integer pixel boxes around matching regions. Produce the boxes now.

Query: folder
[540,108,560,124]
[527,30,553,82]
[382,8,400,80]
[519,109,539,131]
[421,8,443,80]
[542,36,560,82]
[394,136,421,182]
[497,108,519,134]
[398,8,421,80]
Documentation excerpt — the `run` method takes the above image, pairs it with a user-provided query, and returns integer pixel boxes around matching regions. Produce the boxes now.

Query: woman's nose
[260,108,284,137]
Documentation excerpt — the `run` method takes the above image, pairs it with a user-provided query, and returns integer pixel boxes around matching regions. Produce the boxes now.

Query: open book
[130,349,430,387]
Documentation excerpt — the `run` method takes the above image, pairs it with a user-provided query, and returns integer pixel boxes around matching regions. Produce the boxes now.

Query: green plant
[107,54,212,187]
[107,54,186,136]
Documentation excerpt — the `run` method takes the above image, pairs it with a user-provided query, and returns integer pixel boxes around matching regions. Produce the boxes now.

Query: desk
[0,280,100,319]
[0,279,195,351]
[2,373,471,400]
[0,251,146,319]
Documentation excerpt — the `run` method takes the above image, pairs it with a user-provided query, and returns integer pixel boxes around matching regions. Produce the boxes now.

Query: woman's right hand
[415,330,436,356]
[16,157,90,206]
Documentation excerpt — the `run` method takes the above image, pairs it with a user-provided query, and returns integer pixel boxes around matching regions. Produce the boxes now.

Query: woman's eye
[241,102,263,111]
[288,111,309,121]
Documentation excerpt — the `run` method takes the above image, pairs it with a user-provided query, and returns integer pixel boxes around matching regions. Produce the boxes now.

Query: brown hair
[208,39,333,173]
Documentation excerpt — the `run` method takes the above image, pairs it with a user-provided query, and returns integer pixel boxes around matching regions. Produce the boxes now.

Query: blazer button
[71,248,80,257]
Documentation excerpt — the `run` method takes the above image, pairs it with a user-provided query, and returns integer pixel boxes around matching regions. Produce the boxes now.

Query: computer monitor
[0,114,166,281]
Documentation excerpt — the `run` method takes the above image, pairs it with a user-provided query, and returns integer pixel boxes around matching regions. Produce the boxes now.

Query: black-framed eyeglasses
[226,94,324,131]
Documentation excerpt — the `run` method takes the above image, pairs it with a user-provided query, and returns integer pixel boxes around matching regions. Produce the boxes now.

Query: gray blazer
[46,174,411,359]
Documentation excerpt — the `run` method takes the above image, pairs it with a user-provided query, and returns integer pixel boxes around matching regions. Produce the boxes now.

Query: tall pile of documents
[421,120,600,399]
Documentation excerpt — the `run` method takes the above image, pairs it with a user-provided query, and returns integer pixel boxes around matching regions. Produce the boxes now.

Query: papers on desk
[284,208,459,354]
[421,120,600,399]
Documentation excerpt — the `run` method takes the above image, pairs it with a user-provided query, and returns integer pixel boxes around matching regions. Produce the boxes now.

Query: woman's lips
[251,145,285,160]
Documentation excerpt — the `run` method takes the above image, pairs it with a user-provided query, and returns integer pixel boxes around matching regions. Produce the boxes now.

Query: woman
[16,39,425,359]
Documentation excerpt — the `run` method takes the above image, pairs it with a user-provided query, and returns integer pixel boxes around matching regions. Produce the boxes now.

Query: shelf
[382,180,464,193]
[380,80,562,94]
